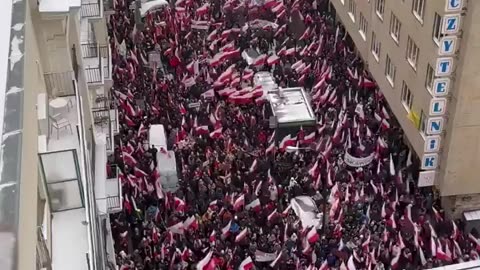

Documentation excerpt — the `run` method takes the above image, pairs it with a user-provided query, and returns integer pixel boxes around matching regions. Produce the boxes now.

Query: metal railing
[44,71,76,97]
[81,2,101,18]
[81,43,99,58]
[85,67,102,84]
[36,227,51,270]
[106,165,121,212]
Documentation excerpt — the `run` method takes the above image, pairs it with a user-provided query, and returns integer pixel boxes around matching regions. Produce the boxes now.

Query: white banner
[255,250,277,262]
[290,196,322,229]
[344,152,375,167]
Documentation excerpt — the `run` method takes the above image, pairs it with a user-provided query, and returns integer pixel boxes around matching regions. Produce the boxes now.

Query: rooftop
[268,87,316,124]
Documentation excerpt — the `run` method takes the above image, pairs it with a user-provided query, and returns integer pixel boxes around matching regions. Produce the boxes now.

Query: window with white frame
[385,55,396,86]
[359,13,368,40]
[412,0,426,22]
[406,36,419,70]
[348,0,357,22]
[419,110,427,133]
[375,0,385,20]
[389,13,401,43]
[371,32,381,61]
[425,64,435,91]
[401,81,413,110]
[432,13,442,45]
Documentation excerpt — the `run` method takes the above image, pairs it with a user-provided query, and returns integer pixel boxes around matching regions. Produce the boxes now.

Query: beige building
[329,0,480,218]
[0,0,120,270]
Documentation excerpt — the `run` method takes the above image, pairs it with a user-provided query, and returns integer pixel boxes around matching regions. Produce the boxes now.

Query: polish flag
[209,127,223,139]
[267,55,280,66]
[222,221,232,237]
[347,255,357,270]
[436,241,452,262]
[266,141,276,154]
[285,47,296,56]
[196,251,213,270]
[208,200,218,210]
[195,125,209,135]
[307,226,319,243]
[174,197,186,212]
[209,231,216,243]
[134,167,148,178]
[264,0,279,8]
[239,256,254,270]
[234,194,245,210]
[125,100,137,117]
[253,54,267,67]
[235,228,248,243]
[268,209,278,222]
[183,215,198,230]
[245,199,261,212]
[196,3,210,16]
[168,221,185,234]
[249,159,258,173]
[390,252,401,270]
[122,152,137,166]
[279,134,296,151]
[308,160,319,177]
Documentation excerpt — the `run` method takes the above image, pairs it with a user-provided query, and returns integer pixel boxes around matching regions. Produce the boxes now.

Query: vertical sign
[421,0,464,186]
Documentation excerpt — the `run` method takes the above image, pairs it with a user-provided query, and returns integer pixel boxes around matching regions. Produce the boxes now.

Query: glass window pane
[40,150,78,183]
[47,180,83,211]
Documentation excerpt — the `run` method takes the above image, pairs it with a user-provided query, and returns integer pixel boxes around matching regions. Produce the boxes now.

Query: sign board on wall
[418,170,436,187]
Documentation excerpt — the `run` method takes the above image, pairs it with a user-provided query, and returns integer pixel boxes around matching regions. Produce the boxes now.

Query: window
[419,110,427,133]
[375,0,385,19]
[389,13,401,43]
[348,0,357,22]
[432,13,442,45]
[406,37,420,70]
[371,32,381,61]
[385,55,396,86]
[359,13,368,40]
[412,0,426,22]
[401,81,413,110]
[425,64,435,91]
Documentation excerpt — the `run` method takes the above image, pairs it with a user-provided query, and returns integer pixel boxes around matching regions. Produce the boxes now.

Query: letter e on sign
[433,78,450,97]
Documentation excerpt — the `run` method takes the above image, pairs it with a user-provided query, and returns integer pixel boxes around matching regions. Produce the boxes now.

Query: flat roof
[268,87,316,124]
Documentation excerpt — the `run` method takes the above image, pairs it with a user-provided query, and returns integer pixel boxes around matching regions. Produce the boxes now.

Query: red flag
[234,194,245,210]
[245,199,261,212]
[235,228,248,243]
[174,197,186,212]
[307,226,319,243]
[239,256,254,270]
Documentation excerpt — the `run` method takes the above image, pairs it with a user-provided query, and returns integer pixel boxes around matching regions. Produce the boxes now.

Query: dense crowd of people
[107,0,480,269]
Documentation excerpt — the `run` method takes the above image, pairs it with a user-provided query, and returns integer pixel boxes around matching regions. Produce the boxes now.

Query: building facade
[329,0,480,218]
[0,0,119,270]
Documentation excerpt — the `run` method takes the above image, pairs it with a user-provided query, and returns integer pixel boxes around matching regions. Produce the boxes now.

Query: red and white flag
[174,197,186,212]
[209,127,223,139]
[183,215,198,230]
[196,250,213,270]
[307,226,320,243]
[266,141,276,154]
[268,209,278,222]
[302,131,316,144]
[235,228,248,243]
[234,194,245,210]
[239,256,254,270]
[222,221,232,237]
[245,198,261,212]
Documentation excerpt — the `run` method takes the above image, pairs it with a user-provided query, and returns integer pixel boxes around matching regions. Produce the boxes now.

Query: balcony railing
[44,71,76,97]
[81,43,99,58]
[106,165,122,213]
[81,2,101,18]
[85,67,102,84]
[100,45,111,79]
[36,227,51,270]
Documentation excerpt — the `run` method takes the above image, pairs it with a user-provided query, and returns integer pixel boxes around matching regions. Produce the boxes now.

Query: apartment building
[329,0,480,218]
[0,0,120,270]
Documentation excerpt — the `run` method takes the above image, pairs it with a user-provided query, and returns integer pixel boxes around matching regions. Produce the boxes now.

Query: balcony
[81,0,103,19]
[95,140,122,214]
[106,165,122,213]
[81,43,112,85]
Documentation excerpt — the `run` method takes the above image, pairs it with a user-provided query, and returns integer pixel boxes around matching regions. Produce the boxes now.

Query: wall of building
[17,2,45,269]
[439,0,480,216]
